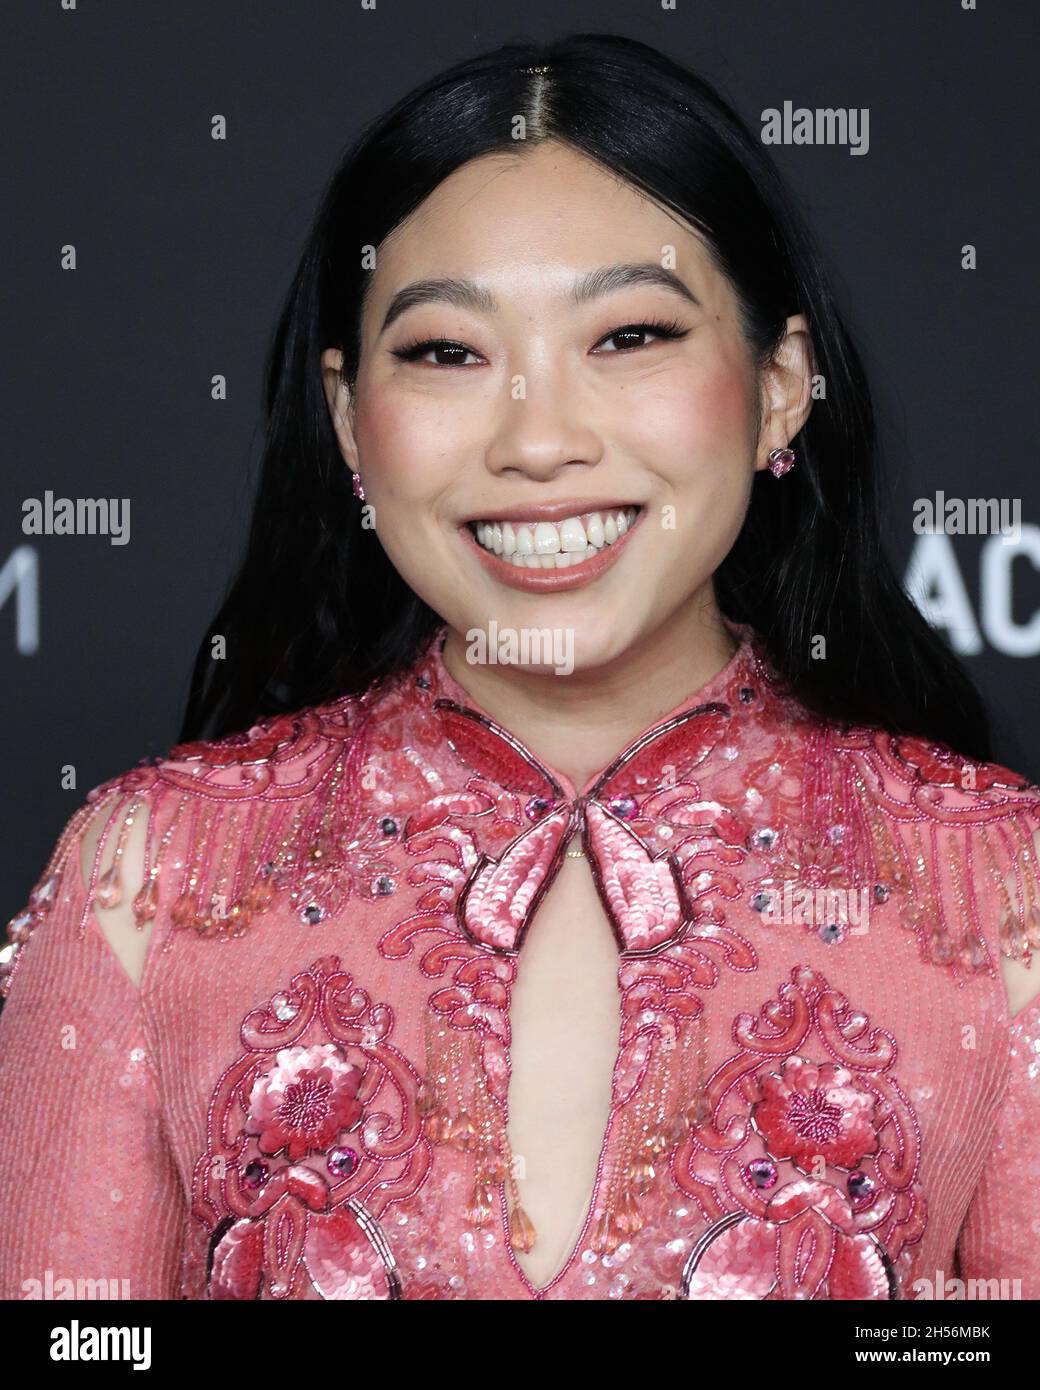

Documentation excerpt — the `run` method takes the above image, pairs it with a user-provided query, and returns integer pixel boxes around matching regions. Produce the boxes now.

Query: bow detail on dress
[436,698,747,955]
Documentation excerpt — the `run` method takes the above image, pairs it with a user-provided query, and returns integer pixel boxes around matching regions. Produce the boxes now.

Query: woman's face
[323,140,811,673]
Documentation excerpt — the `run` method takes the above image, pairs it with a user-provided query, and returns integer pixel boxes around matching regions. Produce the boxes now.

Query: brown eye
[593,320,690,353]
[391,339,482,366]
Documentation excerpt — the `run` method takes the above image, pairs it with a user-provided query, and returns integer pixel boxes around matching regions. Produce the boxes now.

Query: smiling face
[322,140,812,675]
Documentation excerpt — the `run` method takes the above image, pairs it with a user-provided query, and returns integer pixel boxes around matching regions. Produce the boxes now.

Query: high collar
[410,618,792,803]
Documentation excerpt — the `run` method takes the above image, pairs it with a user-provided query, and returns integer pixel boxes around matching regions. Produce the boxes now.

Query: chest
[156,873,1006,1300]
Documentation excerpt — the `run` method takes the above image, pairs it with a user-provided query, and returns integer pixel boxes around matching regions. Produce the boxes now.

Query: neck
[439,595,738,791]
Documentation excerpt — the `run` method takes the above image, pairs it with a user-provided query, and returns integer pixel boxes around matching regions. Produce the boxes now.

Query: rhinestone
[327,1146,359,1178]
[380,816,399,836]
[525,795,555,820]
[720,745,739,761]
[271,992,298,1021]
[738,686,756,703]
[847,1171,874,1201]
[415,674,431,689]
[374,874,396,896]
[746,1158,778,1190]
[608,796,638,819]
[243,1160,268,1189]
[750,890,773,913]
[819,921,845,944]
[301,903,323,924]
[873,883,890,904]
[826,823,846,845]
[750,827,778,851]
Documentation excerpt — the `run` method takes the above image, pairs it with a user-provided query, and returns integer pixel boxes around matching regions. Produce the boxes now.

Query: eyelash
[390,318,690,366]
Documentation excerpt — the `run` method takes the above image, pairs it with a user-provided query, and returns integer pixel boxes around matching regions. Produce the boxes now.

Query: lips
[460,505,645,593]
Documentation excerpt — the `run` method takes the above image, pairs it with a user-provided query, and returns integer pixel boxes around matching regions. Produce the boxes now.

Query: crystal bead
[242,1160,268,1189]
[270,992,298,1022]
[94,863,124,909]
[132,877,158,926]
[746,1158,778,1190]
[524,795,555,820]
[171,892,196,928]
[819,921,845,944]
[30,873,60,909]
[608,796,639,820]
[8,910,33,943]
[380,816,399,836]
[873,882,890,904]
[749,827,778,851]
[508,1203,536,1252]
[327,1146,359,1178]
[847,1171,874,1201]
[301,902,323,924]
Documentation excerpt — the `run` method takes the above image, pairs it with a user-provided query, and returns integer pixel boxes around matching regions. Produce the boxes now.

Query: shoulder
[3,692,370,995]
[840,725,1040,1014]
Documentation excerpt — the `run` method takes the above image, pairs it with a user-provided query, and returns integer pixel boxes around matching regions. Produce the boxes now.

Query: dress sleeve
[954,992,1040,1299]
[0,799,187,1300]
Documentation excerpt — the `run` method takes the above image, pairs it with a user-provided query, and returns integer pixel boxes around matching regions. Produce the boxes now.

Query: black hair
[179,32,992,761]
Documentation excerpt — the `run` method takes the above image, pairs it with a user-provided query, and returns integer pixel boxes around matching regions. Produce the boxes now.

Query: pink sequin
[1,622,1039,1299]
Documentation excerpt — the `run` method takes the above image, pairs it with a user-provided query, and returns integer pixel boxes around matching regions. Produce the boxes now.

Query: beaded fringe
[418,995,707,1258]
[850,771,1040,978]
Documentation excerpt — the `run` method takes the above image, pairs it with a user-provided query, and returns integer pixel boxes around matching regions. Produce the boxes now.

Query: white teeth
[558,516,587,552]
[533,522,560,555]
[470,506,640,564]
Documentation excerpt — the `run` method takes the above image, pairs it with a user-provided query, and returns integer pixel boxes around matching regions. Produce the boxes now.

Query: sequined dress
[2,625,1039,1300]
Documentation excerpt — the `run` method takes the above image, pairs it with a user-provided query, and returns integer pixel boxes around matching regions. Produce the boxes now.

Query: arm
[0,794,186,1300]
[953,820,1040,1299]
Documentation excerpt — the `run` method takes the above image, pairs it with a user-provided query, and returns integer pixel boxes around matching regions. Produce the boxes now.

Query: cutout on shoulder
[78,796,154,990]
[999,822,1040,1019]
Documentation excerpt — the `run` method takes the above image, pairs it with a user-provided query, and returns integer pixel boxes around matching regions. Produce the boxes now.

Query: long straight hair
[179,32,992,760]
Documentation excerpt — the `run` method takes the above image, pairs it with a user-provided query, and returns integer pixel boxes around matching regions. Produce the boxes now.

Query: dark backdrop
[3,0,1037,923]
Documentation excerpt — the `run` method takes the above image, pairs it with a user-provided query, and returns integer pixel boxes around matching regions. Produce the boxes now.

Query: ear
[754,313,815,473]
[320,347,360,475]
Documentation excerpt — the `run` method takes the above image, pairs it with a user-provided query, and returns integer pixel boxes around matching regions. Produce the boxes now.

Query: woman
[1,33,1038,1302]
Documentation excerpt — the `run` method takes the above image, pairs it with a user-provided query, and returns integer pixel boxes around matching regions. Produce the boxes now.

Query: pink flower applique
[751,1056,878,1173]
[684,1179,894,1300]
[246,1043,364,1161]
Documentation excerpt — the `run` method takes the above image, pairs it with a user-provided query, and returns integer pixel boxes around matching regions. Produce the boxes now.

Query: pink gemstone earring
[767,447,796,478]
[351,471,366,501]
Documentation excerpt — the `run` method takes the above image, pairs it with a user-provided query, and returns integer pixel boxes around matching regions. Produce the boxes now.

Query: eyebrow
[379,262,700,332]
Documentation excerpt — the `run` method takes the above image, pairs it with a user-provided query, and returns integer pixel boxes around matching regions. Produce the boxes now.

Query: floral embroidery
[191,957,428,1299]
[674,965,926,1300]
[751,1057,879,1173]
[246,1044,364,1161]
[684,1181,895,1299]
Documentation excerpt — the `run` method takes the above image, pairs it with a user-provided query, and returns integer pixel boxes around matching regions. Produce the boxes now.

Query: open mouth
[466,506,642,570]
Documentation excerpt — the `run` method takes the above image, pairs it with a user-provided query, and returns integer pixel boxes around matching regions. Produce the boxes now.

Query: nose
[483,372,605,482]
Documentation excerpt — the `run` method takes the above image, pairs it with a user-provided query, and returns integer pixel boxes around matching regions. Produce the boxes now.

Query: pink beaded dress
[2,623,1039,1301]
